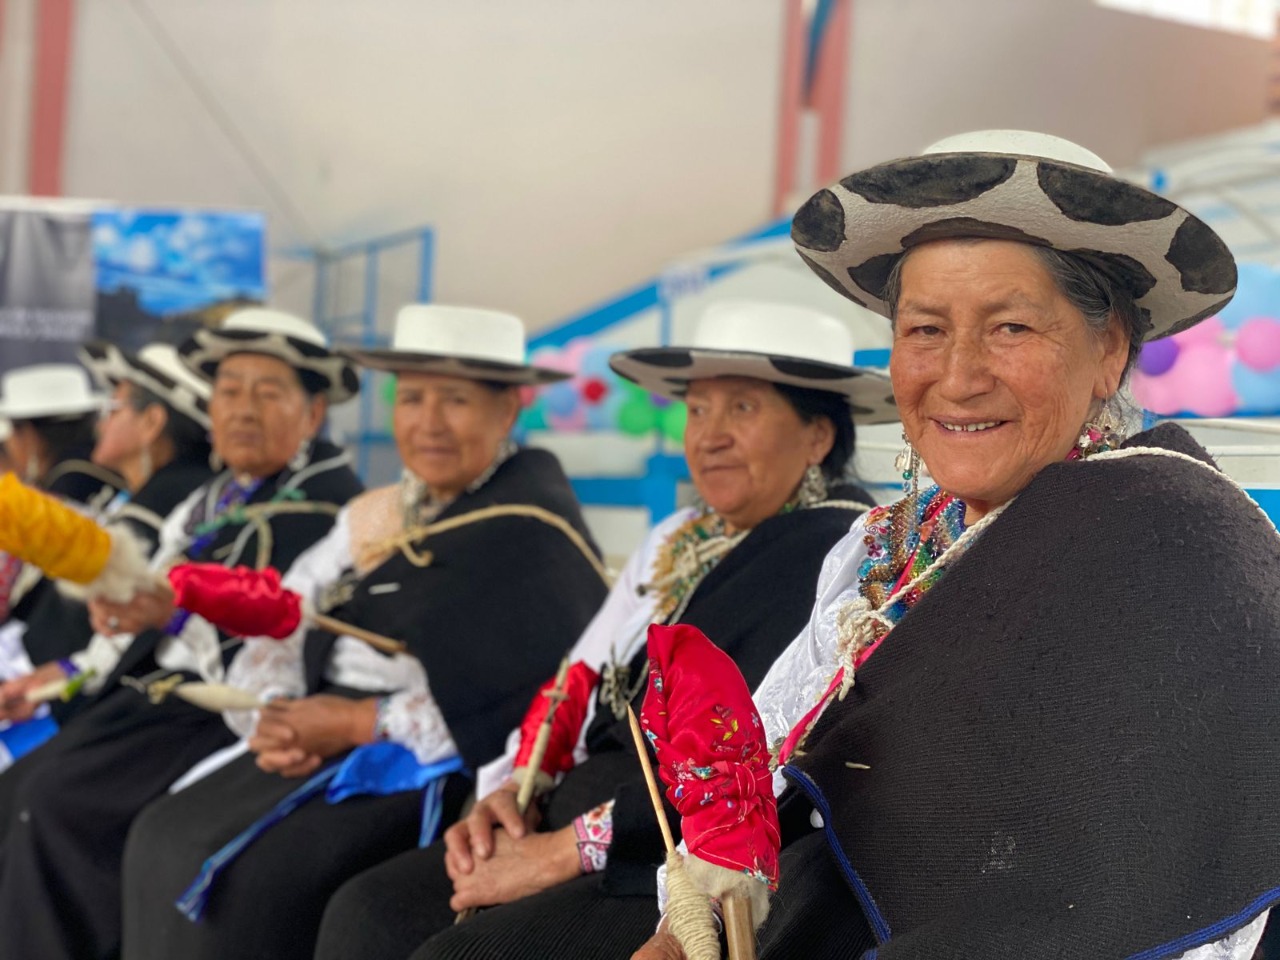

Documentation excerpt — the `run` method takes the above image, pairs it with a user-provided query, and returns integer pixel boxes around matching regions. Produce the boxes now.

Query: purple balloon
[1138,339,1180,377]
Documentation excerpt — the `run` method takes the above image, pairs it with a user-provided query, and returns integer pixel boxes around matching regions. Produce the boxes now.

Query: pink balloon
[546,405,588,432]
[1171,315,1226,349]
[1131,368,1184,415]
[1157,343,1238,417]
[1236,317,1280,372]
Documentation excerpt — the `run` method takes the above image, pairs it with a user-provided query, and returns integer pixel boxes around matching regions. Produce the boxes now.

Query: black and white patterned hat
[792,130,1237,341]
[179,308,360,404]
[343,304,570,386]
[609,299,897,424]
[80,341,212,431]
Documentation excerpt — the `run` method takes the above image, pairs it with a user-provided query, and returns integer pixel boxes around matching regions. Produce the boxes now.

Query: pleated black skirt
[121,749,469,960]
[0,686,236,960]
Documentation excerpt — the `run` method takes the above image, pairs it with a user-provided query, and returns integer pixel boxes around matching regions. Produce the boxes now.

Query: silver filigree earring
[797,464,828,507]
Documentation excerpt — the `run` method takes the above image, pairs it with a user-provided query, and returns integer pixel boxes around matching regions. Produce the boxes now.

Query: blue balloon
[1216,262,1280,331]
[579,345,617,380]
[542,382,579,418]
[1231,362,1280,414]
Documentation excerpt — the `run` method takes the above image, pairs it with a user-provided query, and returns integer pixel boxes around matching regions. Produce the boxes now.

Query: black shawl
[20,456,214,665]
[100,440,363,692]
[545,484,874,896]
[303,449,609,770]
[786,425,1280,959]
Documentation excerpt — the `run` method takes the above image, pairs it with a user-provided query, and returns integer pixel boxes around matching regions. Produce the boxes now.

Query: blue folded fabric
[0,715,59,770]
[177,742,465,921]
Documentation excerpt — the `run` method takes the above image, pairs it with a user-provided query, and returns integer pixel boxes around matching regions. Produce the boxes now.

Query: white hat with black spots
[80,341,213,431]
[791,130,1237,342]
[178,308,360,404]
[609,299,897,424]
[343,304,570,386]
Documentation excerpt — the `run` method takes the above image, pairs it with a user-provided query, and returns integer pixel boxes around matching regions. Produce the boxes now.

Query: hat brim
[0,396,103,421]
[80,341,211,431]
[608,347,898,424]
[791,152,1237,342]
[341,348,570,386]
[178,329,360,404]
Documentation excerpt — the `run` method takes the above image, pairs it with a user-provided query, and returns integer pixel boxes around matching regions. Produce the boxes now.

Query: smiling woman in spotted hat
[634,131,1280,960]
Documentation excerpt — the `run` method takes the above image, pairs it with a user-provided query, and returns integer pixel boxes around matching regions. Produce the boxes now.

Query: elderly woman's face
[683,377,834,532]
[210,353,325,478]
[890,239,1128,518]
[392,371,519,500]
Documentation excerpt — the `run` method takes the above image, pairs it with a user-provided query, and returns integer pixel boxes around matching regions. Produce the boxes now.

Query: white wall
[62,0,785,331]
[56,0,1268,337]
[841,0,1268,175]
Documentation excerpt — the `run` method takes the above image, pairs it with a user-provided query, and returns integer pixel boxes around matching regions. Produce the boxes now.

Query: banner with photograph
[93,209,266,352]
[0,205,95,376]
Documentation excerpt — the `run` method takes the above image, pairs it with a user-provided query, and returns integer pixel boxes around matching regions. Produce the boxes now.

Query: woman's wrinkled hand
[0,661,68,722]
[248,695,376,777]
[631,929,686,960]
[88,580,176,636]
[446,824,580,910]
[442,781,542,875]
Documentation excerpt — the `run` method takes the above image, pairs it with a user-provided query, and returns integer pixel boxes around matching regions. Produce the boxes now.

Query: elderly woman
[311,299,896,960]
[634,131,1280,960]
[0,308,364,960]
[119,304,610,960]
[0,364,123,634]
[0,343,214,689]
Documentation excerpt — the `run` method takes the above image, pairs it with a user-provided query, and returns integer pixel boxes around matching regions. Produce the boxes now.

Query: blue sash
[176,742,464,921]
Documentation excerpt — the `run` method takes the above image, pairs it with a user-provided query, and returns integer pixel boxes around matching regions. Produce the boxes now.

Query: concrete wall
[53,0,1270,334]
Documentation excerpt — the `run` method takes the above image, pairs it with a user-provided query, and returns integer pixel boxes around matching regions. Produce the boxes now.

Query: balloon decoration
[518,339,686,443]
[1132,262,1280,417]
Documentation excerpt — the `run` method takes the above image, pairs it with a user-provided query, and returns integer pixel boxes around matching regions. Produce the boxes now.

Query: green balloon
[617,399,657,436]
[520,404,548,432]
[660,403,686,444]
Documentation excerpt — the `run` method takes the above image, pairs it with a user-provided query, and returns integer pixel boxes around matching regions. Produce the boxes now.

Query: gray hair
[881,241,1146,379]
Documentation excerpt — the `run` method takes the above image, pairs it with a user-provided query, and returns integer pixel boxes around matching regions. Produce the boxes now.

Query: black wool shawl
[20,457,214,666]
[303,448,609,771]
[546,484,874,895]
[786,425,1280,959]
[100,440,363,692]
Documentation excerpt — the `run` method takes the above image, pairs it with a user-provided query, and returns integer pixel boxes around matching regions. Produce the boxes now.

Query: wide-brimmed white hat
[179,308,359,404]
[0,364,104,421]
[609,300,897,423]
[343,304,570,385]
[791,130,1237,341]
[80,341,212,431]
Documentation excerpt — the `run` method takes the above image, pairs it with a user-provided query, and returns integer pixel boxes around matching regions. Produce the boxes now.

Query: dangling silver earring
[289,438,312,473]
[138,447,154,487]
[208,432,224,473]
[895,430,921,498]
[1076,394,1125,458]
[23,456,40,485]
[797,464,828,507]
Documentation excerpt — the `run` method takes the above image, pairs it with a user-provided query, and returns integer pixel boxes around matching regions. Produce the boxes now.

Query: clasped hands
[248,695,378,778]
[441,782,582,911]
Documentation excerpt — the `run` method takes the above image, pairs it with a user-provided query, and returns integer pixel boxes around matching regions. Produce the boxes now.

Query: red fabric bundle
[513,661,600,777]
[168,562,303,640]
[640,623,780,889]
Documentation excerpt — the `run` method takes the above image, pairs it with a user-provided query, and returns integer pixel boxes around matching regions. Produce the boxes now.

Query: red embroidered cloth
[640,623,780,889]
[513,661,599,777]
[168,563,302,640]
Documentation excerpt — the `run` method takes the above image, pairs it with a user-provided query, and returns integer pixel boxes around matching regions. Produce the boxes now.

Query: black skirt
[0,686,236,960]
[121,750,469,960]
